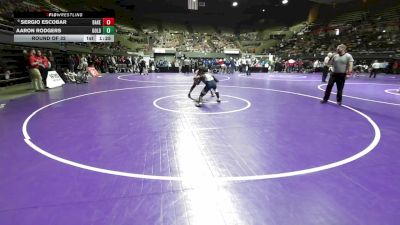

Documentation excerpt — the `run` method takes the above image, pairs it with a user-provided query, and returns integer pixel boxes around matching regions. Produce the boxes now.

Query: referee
[321,44,354,106]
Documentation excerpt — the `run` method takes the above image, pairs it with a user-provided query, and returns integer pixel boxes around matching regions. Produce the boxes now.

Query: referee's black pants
[369,68,378,78]
[323,73,346,103]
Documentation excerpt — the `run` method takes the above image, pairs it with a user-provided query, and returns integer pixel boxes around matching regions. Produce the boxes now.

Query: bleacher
[0,71,28,86]
[192,25,215,34]
[0,0,398,88]
[329,10,368,26]
[375,4,400,22]
[24,0,66,12]
[163,22,187,33]
[142,23,159,33]
[267,1,400,59]
[0,44,29,86]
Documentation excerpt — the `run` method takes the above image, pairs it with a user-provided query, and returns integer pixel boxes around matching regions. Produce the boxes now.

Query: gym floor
[1,72,399,225]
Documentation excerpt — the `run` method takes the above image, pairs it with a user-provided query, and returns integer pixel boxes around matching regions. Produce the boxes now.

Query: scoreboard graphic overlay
[14,12,115,42]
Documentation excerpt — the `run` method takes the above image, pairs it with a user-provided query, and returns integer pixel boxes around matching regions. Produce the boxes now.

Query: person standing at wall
[28,49,46,92]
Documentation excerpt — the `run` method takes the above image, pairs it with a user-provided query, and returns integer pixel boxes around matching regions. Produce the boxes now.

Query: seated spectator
[63,68,78,83]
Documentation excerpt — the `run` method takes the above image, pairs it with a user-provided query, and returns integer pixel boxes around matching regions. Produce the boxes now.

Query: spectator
[28,49,46,92]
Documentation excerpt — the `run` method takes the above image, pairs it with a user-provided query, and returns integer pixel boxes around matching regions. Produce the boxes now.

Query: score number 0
[102,18,115,26]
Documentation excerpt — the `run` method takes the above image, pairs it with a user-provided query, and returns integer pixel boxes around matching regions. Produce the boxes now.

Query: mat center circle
[153,94,251,115]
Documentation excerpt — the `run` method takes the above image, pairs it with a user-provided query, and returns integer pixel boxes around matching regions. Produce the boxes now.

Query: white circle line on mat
[384,89,400,96]
[22,85,380,182]
[317,83,400,106]
[153,94,251,115]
